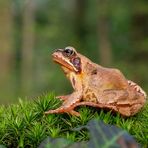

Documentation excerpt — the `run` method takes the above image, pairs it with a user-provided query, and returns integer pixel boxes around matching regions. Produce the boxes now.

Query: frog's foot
[56,95,69,101]
[69,110,80,116]
[45,107,80,116]
[46,91,82,116]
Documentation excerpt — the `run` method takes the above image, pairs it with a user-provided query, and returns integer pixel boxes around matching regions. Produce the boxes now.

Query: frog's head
[52,46,83,73]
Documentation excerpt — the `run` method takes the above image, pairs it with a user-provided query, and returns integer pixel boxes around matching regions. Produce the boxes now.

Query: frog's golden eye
[64,48,74,57]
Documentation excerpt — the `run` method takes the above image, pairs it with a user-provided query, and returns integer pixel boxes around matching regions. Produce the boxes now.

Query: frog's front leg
[45,91,82,116]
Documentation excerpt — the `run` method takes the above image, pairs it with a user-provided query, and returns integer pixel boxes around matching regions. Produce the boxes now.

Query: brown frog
[45,47,147,116]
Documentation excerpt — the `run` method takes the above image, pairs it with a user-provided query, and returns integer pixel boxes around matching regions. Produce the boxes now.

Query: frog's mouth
[52,52,78,72]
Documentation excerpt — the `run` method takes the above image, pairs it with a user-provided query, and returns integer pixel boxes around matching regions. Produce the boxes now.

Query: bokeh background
[0,0,148,104]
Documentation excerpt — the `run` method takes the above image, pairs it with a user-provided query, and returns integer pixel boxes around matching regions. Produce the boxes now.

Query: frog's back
[86,63,128,91]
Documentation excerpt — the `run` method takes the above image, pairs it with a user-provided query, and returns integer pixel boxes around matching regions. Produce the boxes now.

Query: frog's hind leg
[71,89,129,115]
[45,91,82,116]
[72,102,118,113]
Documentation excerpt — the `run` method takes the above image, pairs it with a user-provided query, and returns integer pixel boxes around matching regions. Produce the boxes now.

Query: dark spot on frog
[91,69,97,75]
[72,77,75,86]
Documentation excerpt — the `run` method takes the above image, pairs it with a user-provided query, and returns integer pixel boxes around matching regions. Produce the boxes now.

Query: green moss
[0,93,148,147]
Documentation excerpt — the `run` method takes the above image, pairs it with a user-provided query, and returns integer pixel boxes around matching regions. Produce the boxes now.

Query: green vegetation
[0,0,148,104]
[0,93,148,147]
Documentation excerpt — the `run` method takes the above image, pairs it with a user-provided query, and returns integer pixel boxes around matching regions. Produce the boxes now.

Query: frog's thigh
[103,89,128,101]
[103,89,135,116]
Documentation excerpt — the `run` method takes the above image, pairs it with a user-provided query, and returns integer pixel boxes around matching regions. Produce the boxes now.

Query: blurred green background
[0,0,148,104]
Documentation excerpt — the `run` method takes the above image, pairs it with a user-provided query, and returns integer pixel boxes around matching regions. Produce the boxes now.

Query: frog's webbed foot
[45,91,82,116]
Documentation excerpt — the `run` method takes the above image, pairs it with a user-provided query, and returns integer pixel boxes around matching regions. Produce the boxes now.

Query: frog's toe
[44,110,56,114]
[69,110,80,116]
[56,95,68,101]
[44,108,64,114]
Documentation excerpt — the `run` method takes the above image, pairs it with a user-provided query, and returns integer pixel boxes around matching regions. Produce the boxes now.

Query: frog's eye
[64,48,74,57]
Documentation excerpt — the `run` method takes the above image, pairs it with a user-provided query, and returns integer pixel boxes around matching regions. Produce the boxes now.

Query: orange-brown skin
[45,47,147,116]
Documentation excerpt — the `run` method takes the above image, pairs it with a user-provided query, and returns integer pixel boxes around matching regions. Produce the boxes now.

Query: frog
[45,46,147,116]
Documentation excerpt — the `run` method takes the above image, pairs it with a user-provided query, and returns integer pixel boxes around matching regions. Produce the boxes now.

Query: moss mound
[0,93,147,147]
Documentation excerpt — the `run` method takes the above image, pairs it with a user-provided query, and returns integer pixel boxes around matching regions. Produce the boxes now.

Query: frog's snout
[52,52,57,58]
[52,49,63,59]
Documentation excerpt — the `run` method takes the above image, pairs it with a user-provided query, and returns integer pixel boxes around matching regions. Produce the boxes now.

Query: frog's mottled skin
[45,47,147,116]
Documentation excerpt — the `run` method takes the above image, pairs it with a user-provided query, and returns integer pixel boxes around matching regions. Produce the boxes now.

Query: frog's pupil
[64,48,73,56]
[65,49,71,53]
